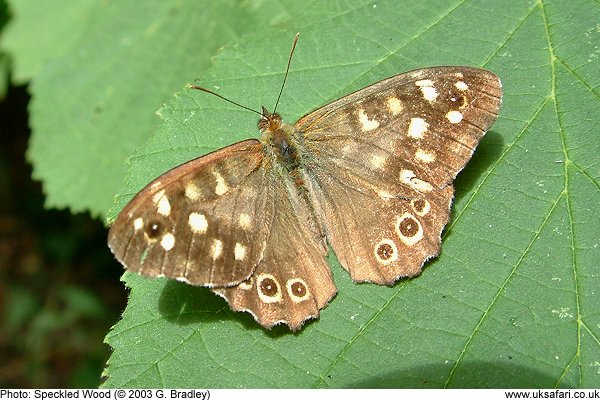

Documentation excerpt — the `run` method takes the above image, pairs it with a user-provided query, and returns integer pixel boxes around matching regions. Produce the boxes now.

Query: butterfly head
[258,106,283,134]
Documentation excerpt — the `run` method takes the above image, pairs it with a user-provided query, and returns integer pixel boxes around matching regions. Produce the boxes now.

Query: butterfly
[108,35,502,331]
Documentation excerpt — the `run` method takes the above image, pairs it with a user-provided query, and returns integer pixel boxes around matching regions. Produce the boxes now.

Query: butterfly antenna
[273,32,300,114]
[187,84,262,116]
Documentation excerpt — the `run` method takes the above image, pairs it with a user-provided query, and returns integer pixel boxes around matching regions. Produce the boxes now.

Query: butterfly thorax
[258,107,303,176]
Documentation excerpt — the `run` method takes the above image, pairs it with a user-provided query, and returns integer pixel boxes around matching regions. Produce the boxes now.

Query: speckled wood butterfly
[108,34,502,331]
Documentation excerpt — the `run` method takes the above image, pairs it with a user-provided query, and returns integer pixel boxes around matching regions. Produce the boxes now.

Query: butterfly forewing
[298,67,502,283]
[298,67,501,188]
[108,140,273,287]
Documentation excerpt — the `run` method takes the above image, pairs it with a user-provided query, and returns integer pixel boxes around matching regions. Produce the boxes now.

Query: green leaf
[0,51,9,99]
[0,0,10,99]
[1,0,97,84]
[8,0,278,216]
[102,0,599,388]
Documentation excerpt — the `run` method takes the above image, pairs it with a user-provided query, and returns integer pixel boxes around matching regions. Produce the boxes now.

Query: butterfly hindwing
[298,67,502,283]
[213,166,336,331]
[108,140,273,287]
[303,159,455,284]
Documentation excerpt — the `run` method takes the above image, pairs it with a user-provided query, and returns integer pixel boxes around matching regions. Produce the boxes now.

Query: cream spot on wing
[416,79,438,102]
[160,233,175,251]
[386,97,403,115]
[410,70,426,80]
[133,218,143,231]
[238,213,252,229]
[400,169,433,192]
[257,273,282,303]
[455,81,469,91]
[407,117,428,139]
[400,169,416,185]
[415,79,434,87]
[413,179,433,192]
[374,238,398,265]
[370,154,387,169]
[213,171,229,196]
[358,109,380,132]
[156,195,171,216]
[421,86,439,102]
[152,189,171,216]
[188,212,208,233]
[152,189,165,204]
[234,242,247,261]
[238,278,253,290]
[286,278,311,303]
[185,182,201,200]
[211,239,223,260]
[415,149,435,163]
[378,190,394,200]
[395,213,423,246]
[150,181,162,190]
[446,110,463,124]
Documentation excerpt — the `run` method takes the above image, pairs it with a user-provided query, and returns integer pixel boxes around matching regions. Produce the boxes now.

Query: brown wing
[213,168,336,331]
[108,139,273,287]
[298,66,502,283]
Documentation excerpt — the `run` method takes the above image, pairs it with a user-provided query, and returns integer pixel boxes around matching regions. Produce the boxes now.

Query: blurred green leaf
[102,0,600,389]
[1,0,96,84]
[62,286,107,319]
[3,286,39,333]
[2,0,281,216]
[0,0,9,98]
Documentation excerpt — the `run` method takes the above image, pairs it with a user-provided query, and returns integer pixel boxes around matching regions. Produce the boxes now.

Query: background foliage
[1,0,598,388]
